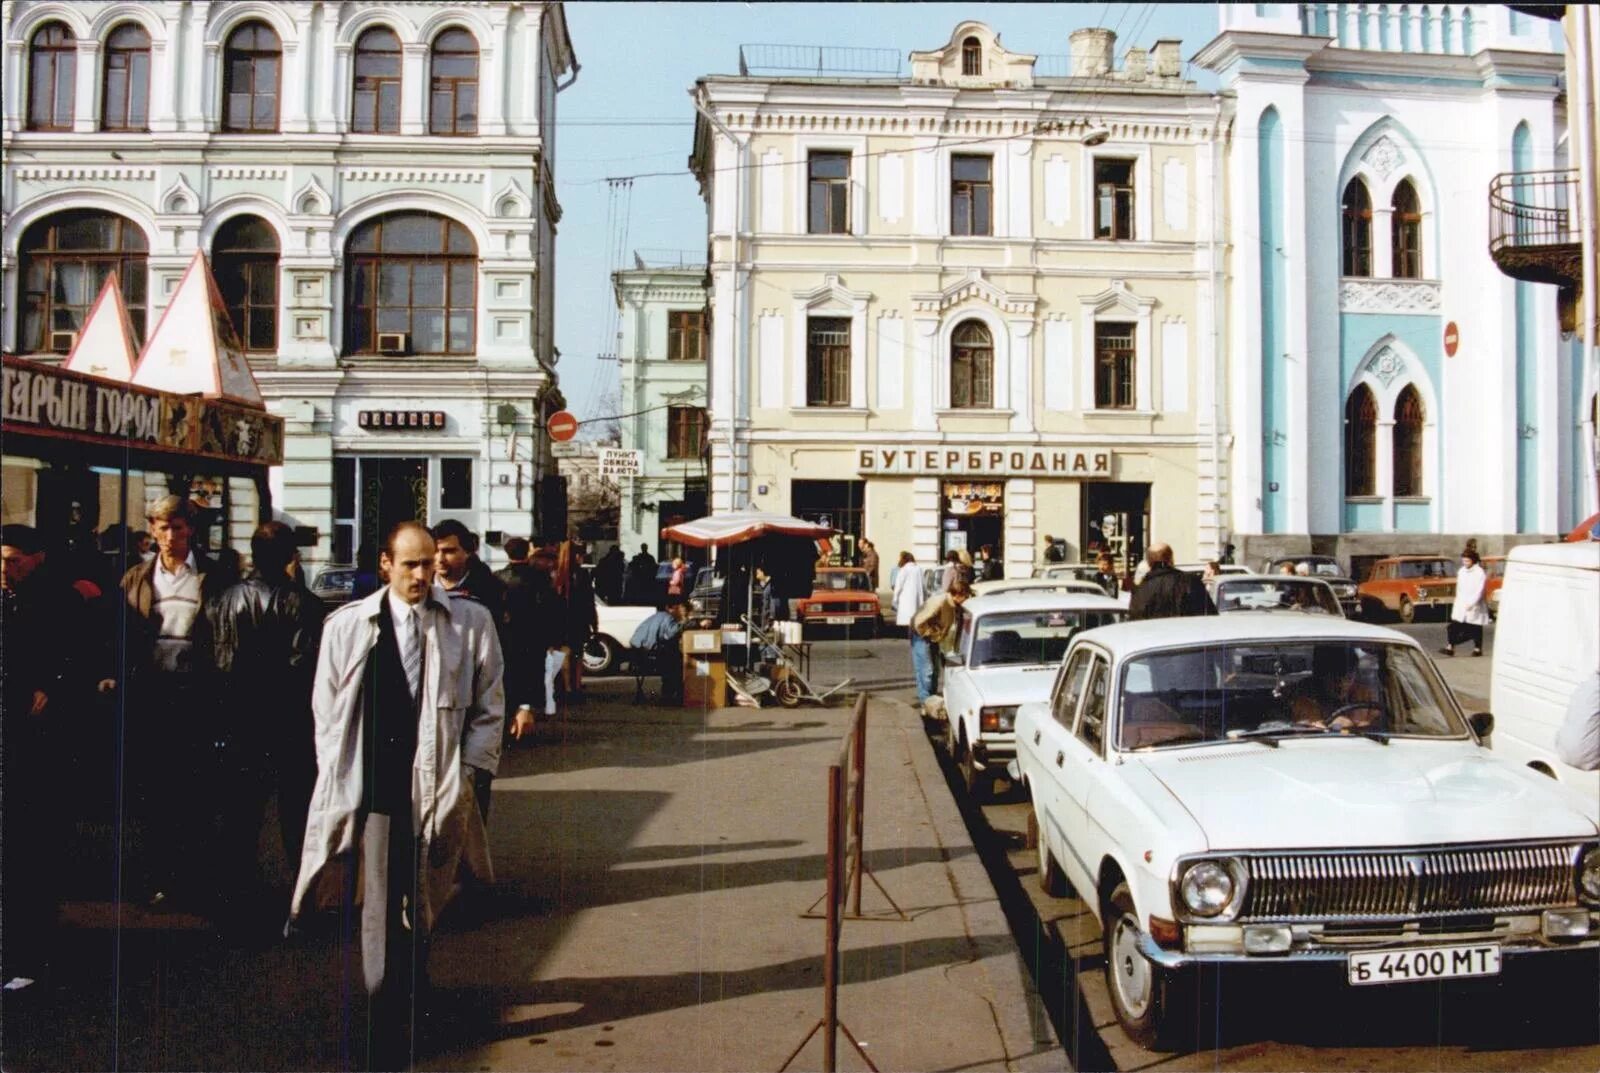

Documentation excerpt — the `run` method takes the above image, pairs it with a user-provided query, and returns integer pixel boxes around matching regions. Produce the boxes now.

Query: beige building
[691,22,1230,576]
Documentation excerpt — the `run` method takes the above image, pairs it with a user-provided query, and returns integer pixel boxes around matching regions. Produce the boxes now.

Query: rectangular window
[1052,649,1093,728]
[806,317,851,407]
[1094,159,1136,240]
[667,309,705,361]
[1076,657,1109,753]
[1094,323,1136,410]
[808,151,851,235]
[951,155,993,237]
[440,457,473,510]
[667,406,706,460]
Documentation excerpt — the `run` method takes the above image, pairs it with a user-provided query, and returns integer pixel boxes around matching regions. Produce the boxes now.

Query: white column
[1006,140,1032,240]
[3,42,25,132]
[280,41,308,132]
[1009,320,1034,431]
[911,477,941,565]
[911,137,938,237]
[149,33,175,131]
[1135,306,1154,412]
[199,40,219,131]
[1342,4,1361,48]
[479,13,506,136]
[1003,478,1036,578]
[1372,208,1394,279]
[401,43,428,135]
[71,41,101,133]
[1376,419,1396,530]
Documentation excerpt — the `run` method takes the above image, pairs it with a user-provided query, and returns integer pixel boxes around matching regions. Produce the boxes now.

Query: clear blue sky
[553,3,1222,427]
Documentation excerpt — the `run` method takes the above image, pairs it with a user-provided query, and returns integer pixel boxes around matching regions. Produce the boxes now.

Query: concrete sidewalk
[425,683,1060,1071]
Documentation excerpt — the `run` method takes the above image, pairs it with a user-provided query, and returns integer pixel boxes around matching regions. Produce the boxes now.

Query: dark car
[687,566,724,621]
[1260,555,1361,618]
[310,565,361,609]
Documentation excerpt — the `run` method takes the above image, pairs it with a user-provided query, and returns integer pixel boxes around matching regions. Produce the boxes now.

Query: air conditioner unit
[50,330,79,352]
[376,332,409,355]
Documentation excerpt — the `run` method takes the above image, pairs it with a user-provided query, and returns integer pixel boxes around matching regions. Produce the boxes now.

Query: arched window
[101,23,151,131]
[352,26,402,134]
[429,29,478,135]
[18,211,148,353]
[1391,179,1423,279]
[1393,385,1425,496]
[1341,178,1372,277]
[26,22,76,131]
[950,320,993,409]
[222,21,281,133]
[345,212,477,356]
[1344,384,1377,496]
[213,215,279,352]
[962,36,982,76]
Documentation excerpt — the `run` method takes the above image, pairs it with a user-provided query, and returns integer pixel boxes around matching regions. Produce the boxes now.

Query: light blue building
[1198,3,1586,567]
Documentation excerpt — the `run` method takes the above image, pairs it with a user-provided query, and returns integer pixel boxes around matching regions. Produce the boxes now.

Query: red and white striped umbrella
[660,510,835,548]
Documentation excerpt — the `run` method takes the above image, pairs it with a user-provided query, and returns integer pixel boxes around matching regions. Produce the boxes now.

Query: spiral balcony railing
[1488,169,1584,289]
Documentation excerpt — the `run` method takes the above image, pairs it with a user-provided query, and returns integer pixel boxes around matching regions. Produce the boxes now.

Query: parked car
[942,591,1125,800]
[687,566,723,622]
[1358,555,1455,622]
[1488,541,1600,818]
[973,577,1111,599]
[1484,554,1506,613]
[1176,562,1252,578]
[1015,614,1600,1049]
[1213,575,1343,616]
[1259,555,1361,617]
[585,595,660,676]
[310,565,361,609]
[795,567,881,637]
[1035,563,1104,583]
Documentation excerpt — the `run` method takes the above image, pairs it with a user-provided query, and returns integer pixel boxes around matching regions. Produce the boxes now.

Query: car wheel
[584,635,619,676]
[1104,881,1193,1051]
[1398,596,1415,624]
[1034,814,1069,897]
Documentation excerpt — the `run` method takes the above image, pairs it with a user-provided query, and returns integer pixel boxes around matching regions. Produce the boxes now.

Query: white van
[1488,541,1600,818]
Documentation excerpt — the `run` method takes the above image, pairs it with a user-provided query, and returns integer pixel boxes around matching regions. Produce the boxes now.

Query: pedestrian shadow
[422,933,1021,1059]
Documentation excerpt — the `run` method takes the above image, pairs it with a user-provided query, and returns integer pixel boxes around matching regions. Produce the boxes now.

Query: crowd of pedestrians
[0,495,613,1067]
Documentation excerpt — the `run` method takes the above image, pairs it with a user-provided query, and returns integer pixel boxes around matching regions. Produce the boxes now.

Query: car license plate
[825,616,852,625]
[1347,944,1500,986]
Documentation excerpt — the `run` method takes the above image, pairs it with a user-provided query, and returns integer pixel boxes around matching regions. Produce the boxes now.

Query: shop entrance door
[353,457,428,557]
[942,480,1004,560]
[1082,482,1150,576]
[791,478,866,564]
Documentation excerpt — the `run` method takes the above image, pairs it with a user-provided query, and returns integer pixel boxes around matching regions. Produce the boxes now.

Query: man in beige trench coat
[289,521,504,1070]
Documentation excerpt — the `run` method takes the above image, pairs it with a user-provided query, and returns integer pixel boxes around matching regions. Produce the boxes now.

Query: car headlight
[1580,847,1600,903]
[1337,584,1356,597]
[1179,860,1237,918]
[979,705,1018,732]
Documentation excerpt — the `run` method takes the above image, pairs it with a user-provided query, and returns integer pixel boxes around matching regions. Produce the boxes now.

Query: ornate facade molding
[340,168,486,183]
[1360,344,1409,388]
[1339,277,1441,314]
[911,267,1036,315]
[208,166,288,180]
[1361,134,1406,181]
[13,166,156,180]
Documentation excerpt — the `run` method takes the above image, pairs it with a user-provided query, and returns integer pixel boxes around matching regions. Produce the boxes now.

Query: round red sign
[1444,321,1460,358]
[547,410,579,442]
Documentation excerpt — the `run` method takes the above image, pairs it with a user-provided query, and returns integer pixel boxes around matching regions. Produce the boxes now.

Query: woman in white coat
[1443,547,1491,656]
[892,553,924,638]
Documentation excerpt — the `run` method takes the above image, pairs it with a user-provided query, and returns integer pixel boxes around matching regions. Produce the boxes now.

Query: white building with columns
[1196,3,1582,568]
[690,22,1231,575]
[2,1,576,568]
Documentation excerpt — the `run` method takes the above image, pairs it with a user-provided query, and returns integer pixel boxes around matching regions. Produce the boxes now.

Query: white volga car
[941,591,1125,800]
[586,595,658,675]
[972,577,1113,600]
[1015,615,1600,1049]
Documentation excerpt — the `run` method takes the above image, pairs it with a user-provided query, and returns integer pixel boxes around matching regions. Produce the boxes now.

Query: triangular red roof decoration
[62,273,140,383]
[131,250,264,406]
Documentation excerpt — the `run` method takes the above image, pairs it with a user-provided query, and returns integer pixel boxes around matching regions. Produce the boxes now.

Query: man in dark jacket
[623,543,659,605]
[1128,543,1217,621]
[117,494,228,905]
[2,525,90,986]
[495,536,562,739]
[433,520,506,625]
[204,521,323,932]
[594,545,626,604]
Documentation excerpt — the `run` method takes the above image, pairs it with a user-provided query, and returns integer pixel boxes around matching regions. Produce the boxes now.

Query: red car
[795,567,881,637]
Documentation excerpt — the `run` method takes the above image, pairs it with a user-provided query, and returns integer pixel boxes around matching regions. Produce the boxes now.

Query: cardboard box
[683,629,722,654]
[683,652,727,708]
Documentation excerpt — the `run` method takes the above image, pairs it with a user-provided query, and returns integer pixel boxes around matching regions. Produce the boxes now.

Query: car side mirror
[1468,711,1494,740]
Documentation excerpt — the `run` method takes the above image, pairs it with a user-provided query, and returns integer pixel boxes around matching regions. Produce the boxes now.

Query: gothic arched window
[1344,384,1377,496]
[1392,179,1423,279]
[1341,178,1372,277]
[1393,384,1426,496]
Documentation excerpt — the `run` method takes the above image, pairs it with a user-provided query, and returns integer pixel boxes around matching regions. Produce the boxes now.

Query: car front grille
[1240,843,1584,921]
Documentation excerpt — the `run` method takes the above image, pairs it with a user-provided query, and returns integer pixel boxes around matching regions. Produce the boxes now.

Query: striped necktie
[402,608,422,700]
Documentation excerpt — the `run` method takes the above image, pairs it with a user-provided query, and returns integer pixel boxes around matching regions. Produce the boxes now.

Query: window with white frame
[806,317,851,407]
[1094,159,1136,240]
[1094,322,1135,409]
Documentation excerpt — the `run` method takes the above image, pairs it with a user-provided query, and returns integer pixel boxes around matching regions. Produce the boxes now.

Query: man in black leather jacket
[1128,543,1217,621]
[205,521,323,933]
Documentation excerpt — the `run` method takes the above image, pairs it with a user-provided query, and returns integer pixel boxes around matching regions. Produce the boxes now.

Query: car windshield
[819,572,870,591]
[1278,558,1342,577]
[970,609,1123,668]
[1216,578,1341,615]
[1116,641,1465,750]
[1396,559,1452,579]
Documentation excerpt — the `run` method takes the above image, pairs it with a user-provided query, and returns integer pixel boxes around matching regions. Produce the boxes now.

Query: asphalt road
[799,617,1600,1072]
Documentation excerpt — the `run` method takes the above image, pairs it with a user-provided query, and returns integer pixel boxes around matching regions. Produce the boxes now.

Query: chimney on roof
[1125,47,1149,82]
[1069,28,1116,78]
[1152,38,1182,78]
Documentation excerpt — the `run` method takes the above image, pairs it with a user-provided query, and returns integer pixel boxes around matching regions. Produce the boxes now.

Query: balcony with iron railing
[1488,169,1583,290]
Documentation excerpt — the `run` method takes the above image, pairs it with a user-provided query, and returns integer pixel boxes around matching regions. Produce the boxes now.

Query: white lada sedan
[1014,614,1600,1049]
[940,591,1125,800]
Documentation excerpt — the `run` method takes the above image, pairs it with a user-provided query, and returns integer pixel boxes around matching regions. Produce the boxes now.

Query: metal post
[823,762,842,1073]
[849,696,866,918]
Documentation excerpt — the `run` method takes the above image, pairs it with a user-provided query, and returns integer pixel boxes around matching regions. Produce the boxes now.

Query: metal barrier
[778,694,905,1073]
